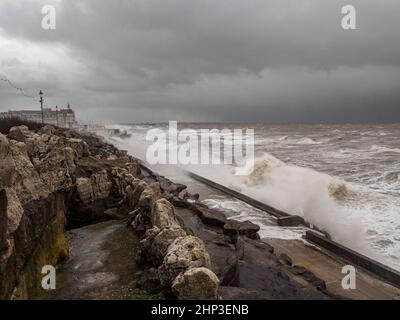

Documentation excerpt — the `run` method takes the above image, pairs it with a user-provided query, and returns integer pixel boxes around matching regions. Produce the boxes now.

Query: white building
[0,105,76,128]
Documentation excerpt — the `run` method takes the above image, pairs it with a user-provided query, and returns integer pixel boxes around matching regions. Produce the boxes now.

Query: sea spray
[106,123,400,270]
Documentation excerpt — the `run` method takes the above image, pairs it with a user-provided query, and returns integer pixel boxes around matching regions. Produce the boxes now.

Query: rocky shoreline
[0,124,334,300]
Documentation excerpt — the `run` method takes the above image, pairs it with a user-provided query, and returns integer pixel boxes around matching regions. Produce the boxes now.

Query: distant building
[0,105,76,128]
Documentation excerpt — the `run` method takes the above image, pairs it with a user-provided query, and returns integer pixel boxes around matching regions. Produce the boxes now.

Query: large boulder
[223,219,260,241]
[16,126,62,160]
[159,235,211,285]
[172,267,219,300]
[125,180,147,208]
[38,125,56,136]
[142,226,187,266]
[138,183,161,213]
[65,138,90,158]
[110,167,131,196]
[90,170,112,200]
[76,177,94,205]
[35,147,76,192]
[76,170,112,205]
[133,183,161,231]
[152,199,181,229]
[7,125,30,142]
[1,133,49,212]
[191,204,227,228]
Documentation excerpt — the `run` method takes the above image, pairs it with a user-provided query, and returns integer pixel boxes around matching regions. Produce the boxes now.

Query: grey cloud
[0,0,399,123]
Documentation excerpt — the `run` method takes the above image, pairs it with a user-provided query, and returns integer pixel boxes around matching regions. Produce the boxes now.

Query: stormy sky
[0,0,399,123]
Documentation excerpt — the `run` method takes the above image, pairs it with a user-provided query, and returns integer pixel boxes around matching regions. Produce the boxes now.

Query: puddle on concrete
[34,220,141,300]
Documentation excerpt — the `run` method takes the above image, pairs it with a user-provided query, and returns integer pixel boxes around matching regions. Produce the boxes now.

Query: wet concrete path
[35,220,141,300]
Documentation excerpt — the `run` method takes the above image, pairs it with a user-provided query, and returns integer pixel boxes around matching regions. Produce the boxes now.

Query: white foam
[191,154,370,256]
[370,145,400,154]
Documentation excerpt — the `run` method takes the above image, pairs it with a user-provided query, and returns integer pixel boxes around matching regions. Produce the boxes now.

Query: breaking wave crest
[214,153,368,253]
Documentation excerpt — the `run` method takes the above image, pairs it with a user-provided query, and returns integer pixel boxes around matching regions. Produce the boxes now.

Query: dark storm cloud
[0,0,400,122]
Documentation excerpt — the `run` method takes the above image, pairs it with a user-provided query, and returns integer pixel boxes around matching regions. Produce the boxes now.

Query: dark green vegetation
[0,117,45,134]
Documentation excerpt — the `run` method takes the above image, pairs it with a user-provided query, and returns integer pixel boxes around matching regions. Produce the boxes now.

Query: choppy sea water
[107,123,400,271]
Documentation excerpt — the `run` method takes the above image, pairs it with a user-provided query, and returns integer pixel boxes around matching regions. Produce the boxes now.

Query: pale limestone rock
[4,188,24,234]
[172,267,219,300]
[76,171,112,205]
[138,182,161,211]
[160,235,211,285]
[134,183,162,230]
[8,140,49,203]
[76,177,93,205]
[35,147,76,192]
[153,198,181,229]
[38,125,56,135]
[65,138,91,158]
[125,180,147,208]
[91,170,112,200]
[148,227,187,265]
[8,125,30,142]
[0,133,13,188]
[110,167,134,197]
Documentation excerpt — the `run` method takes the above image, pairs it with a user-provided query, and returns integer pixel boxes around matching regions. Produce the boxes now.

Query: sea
[106,123,400,271]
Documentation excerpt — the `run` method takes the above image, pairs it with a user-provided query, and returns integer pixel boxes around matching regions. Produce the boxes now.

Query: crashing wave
[328,180,354,200]
[244,153,284,186]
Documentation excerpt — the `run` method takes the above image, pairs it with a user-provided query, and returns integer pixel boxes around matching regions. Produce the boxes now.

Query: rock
[279,253,293,266]
[65,138,90,158]
[90,170,112,200]
[35,147,76,192]
[146,227,187,266]
[152,199,181,229]
[103,208,125,220]
[159,179,187,196]
[160,235,211,285]
[2,126,198,298]
[126,208,140,225]
[7,140,49,203]
[219,286,275,300]
[190,193,200,201]
[76,177,93,205]
[136,268,163,294]
[192,204,227,228]
[134,183,162,231]
[76,171,112,205]
[38,125,56,135]
[223,219,260,240]
[0,133,13,187]
[291,265,326,290]
[110,167,130,196]
[4,188,24,234]
[0,189,7,252]
[172,267,219,300]
[7,126,27,142]
[125,162,141,177]
[178,190,188,199]
[125,180,147,208]
[138,183,161,212]
[290,265,308,275]
[171,196,190,208]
